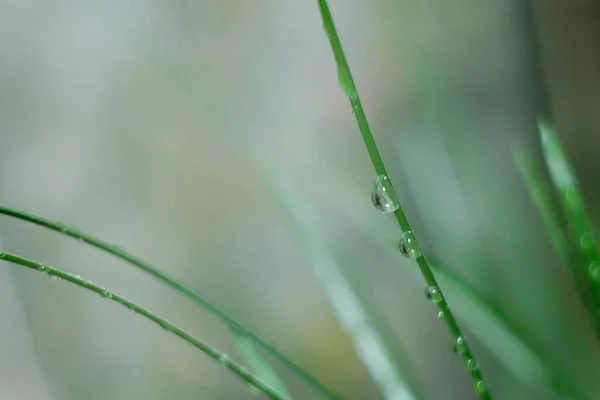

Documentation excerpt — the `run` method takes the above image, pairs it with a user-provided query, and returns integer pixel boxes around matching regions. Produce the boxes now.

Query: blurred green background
[1,1,600,399]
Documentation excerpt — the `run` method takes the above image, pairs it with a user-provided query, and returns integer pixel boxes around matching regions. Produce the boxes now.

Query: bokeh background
[1,1,600,399]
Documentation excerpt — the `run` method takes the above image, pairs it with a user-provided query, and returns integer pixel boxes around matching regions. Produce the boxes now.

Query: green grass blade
[0,252,286,400]
[0,204,336,400]
[513,147,600,336]
[232,330,293,399]
[335,187,588,399]
[538,120,600,316]
[431,264,589,400]
[316,1,491,397]
[261,167,421,400]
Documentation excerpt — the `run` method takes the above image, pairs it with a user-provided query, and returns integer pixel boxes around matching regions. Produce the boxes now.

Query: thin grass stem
[0,252,287,400]
[0,204,338,400]
[316,1,491,397]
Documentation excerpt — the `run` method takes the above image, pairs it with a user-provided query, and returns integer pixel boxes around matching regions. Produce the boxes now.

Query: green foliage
[0,252,286,400]
[316,0,491,397]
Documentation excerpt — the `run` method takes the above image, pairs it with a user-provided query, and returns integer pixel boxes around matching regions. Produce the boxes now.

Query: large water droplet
[371,175,399,213]
[399,231,421,259]
[453,335,467,354]
[425,286,443,303]
[100,289,111,299]
[474,380,486,395]
[437,311,445,320]
[589,261,600,282]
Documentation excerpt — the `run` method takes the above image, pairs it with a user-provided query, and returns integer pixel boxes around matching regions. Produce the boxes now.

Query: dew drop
[74,274,81,280]
[466,359,478,371]
[399,231,421,259]
[425,286,443,303]
[589,261,600,282]
[474,380,486,395]
[219,353,229,365]
[38,266,47,273]
[371,175,399,213]
[50,275,59,281]
[437,311,445,320]
[100,289,111,298]
[453,335,467,354]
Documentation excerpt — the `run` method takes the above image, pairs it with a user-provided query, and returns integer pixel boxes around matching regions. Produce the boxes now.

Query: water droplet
[371,175,399,213]
[100,289,111,298]
[399,231,422,259]
[453,335,467,354]
[74,274,81,280]
[39,266,47,273]
[589,261,600,282]
[466,359,478,371]
[219,353,229,365]
[437,311,445,319]
[474,380,486,395]
[425,286,443,303]
[51,275,59,281]
[580,232,594,251]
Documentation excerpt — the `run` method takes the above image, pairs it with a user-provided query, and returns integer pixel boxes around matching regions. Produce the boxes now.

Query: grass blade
[316,1,491,397]
[335,194,588,399]
[538,120,600,317]
[232,330,293,399]
[0,252,287,400]
[0,204,337,400]
[260,165,420,400]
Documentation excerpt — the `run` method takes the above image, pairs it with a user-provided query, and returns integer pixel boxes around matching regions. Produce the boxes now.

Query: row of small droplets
[371,175,488,397]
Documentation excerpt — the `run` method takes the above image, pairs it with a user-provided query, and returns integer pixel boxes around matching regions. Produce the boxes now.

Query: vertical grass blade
[0,252,287,400]
[316,1,491,397]
[538,120,600,317]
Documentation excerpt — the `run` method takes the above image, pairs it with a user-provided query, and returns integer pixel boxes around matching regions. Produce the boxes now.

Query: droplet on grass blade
[437,311,445,320]
[219,353,229,365]
[399,231,421,259]
[425,286,443,303]
[589,261,600,282]
[454,335,467,354]
[371,174,399,213]
[474,380,487,395]
[466,359,478,371]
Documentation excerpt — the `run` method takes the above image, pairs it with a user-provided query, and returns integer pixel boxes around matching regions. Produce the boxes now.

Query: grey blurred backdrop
[1,1,600,399]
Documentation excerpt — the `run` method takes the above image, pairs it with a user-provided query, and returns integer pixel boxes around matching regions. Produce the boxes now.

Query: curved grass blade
[316,0,490,397]
[538,120,600,317]
[0,252,287,400]
[0,204,335,400]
